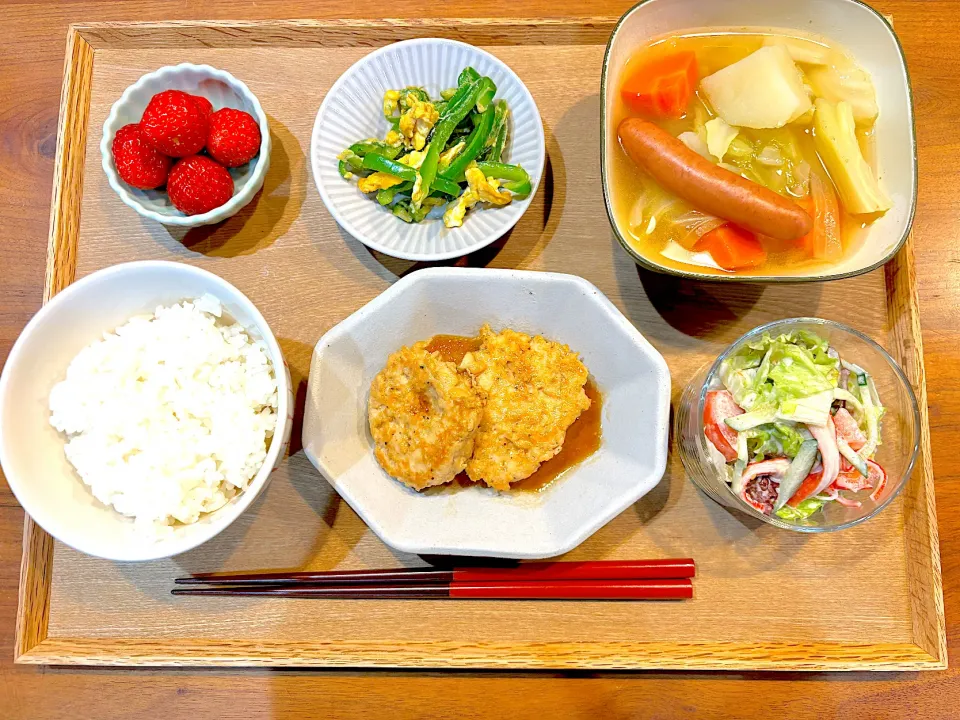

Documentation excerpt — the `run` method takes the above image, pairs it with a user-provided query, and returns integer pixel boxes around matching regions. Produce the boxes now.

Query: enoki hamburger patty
[368,342,484,490]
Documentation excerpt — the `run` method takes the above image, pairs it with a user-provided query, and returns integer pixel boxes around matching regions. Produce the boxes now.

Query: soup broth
[610,31,883,276]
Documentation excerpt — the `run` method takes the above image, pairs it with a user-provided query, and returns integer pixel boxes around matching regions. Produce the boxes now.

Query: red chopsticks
[172,559,695,601]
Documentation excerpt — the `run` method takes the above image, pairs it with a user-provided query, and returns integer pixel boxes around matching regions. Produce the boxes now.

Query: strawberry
[111,123,172,189]
[139,90,209,157]
[206,108,262,167]
[189,94,214,119]
[167,156,234,215]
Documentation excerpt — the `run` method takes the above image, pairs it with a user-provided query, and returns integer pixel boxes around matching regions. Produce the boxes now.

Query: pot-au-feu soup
[610,31,890,276]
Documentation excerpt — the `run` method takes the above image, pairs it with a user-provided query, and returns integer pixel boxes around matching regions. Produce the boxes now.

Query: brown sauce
[513,378,603,492]
[425,334,482,364]
[425,334,603,494]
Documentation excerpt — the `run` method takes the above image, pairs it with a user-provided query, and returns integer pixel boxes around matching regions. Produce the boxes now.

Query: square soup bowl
[601,0,916,282]
[302,268,671,559]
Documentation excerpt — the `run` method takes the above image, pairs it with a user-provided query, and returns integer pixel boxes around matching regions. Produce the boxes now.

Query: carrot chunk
[621,51,698,119]
[694,224,768,270]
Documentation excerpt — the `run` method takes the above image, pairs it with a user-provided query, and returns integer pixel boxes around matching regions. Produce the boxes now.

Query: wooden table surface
[2,1,957,717]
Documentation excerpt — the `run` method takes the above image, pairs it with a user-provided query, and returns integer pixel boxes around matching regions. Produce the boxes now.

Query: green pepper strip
[338,154,367,179]
[474,77,497,113]
[376,181,413,206]
[475,162,531,197]
[439,105,496,183]
[392,203,414,223]
[361,153,417,182]
[413,78,484,206]
[458,67,481,86]
[488,121,508,163]
[486,101,508,148]
[432,176,461,196]
[350,141,401,159]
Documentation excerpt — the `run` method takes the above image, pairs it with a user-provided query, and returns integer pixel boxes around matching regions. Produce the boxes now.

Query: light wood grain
[3,0,960,717]
[11,18,943,671]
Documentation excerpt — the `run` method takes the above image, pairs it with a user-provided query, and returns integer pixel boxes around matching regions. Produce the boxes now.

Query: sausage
[617,118,813,241]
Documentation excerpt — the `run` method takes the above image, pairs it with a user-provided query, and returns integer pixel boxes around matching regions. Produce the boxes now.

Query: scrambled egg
[397,93,439,151]
[382,90,401,121]
[442,166,513,228]
[438,141,466,171]
[368,342,484,491]
[461,325,591,490]
[358,172,404,193]
[397,150,427,170]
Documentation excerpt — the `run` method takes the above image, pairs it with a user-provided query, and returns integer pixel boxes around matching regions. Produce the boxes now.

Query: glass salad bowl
[676,318,919,532]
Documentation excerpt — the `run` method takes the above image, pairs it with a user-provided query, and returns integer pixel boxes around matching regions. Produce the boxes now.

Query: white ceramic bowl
[302,268,671,559]
[101,63,272,227]
[0,262,293,561]
[601,0,917,281]
[311,38,545,261]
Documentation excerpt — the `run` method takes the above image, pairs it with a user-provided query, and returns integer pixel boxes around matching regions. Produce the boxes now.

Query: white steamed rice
[49,294,278,536]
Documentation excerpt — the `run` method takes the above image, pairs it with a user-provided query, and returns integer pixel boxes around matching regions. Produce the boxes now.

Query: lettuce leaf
[720,331,839,412]
[746,422,806,461]
[775,497,824,521]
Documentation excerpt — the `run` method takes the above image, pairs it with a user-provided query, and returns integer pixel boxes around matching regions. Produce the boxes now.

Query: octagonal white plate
[302,268,671,559]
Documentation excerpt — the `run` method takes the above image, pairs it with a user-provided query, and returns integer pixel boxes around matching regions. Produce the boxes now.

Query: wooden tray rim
[15,18,946,671]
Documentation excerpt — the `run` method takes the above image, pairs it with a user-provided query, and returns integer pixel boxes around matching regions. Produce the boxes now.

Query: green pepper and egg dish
[337,67,532,227]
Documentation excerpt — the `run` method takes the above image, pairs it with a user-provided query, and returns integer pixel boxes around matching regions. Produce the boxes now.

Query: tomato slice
[869,461,888,502]
[833,407,866,451]
[787,469,824,507]
[703,390,743,462]
[621,51,698,119]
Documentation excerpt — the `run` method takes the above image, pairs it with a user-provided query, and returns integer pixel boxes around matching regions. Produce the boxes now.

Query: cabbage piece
[806,64,878,124]
[813,99,891,214]
[762,36,833,66]
[700,46,812,129]
[678,131,712,160]
[705,117,739,161]
[778,389,836,427]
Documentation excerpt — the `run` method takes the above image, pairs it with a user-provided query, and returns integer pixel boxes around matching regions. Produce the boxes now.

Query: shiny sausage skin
[617,118,813,241]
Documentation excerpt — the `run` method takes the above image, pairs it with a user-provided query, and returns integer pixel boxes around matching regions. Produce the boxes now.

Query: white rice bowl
[48,294,278,537]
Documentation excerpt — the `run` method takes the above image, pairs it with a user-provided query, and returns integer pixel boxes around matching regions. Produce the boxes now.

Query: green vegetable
[725,408,778,433]
[777,389,836,426]
[337,151,367,179]
[812,99,891,214]
[837,435,868,477]
[350,141,402,159]
[746,422,806,462]
[774,439,820,511]
[440,88,458,101]
[475,77,497,113]
[413,78,485,207]
[376,181,412,206]
[475,161,531,197]
[400,87,430,105]
[432,176,462,197]
[361,153,418,182]
[721,331,839,413]
[775,497,824,521]
[392,202,414,223]
[439,104,496,182]
[458,67,481,85]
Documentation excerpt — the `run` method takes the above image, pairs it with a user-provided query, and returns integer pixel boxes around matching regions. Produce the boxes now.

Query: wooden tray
[16,18,945,670]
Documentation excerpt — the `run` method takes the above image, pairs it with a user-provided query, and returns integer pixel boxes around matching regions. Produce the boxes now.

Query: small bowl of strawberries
[101,63,271,227]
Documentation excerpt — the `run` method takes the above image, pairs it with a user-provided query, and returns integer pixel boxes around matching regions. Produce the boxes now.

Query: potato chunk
[701,46,811,129]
